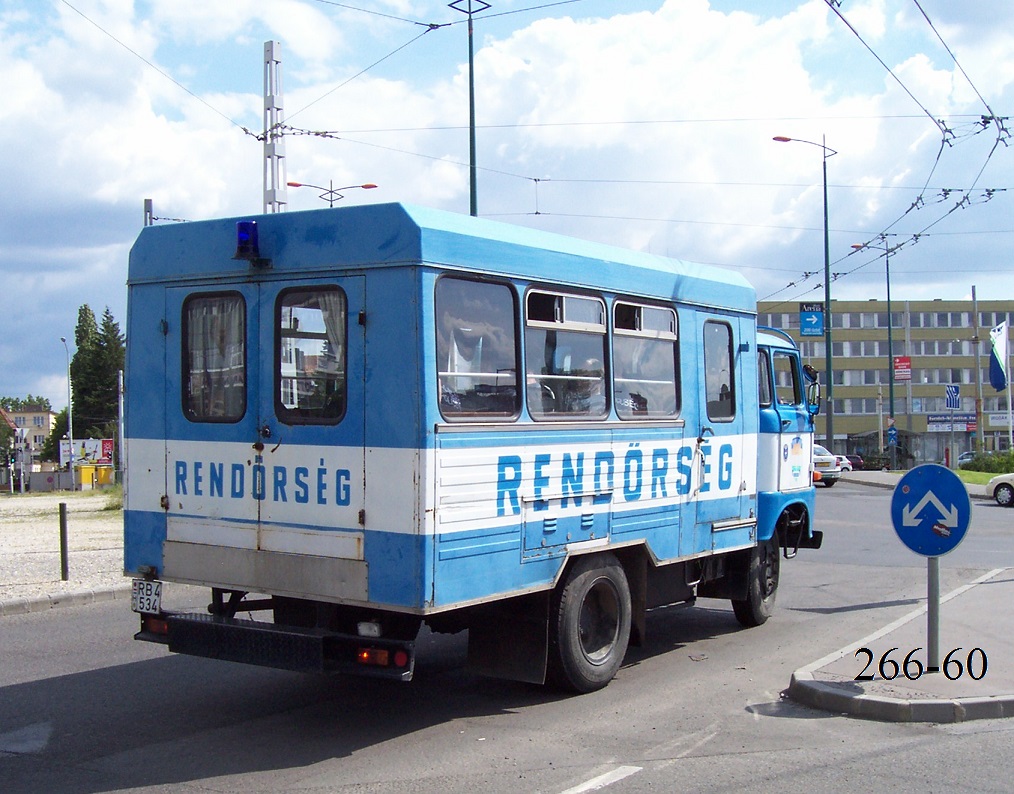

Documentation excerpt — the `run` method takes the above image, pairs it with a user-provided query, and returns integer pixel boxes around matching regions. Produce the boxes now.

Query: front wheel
[548,553,632,693]
[732,536,780,627]
[995,483,1014,507]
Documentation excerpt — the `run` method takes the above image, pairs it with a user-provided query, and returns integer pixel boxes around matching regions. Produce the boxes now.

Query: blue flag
[989,322,1008,392]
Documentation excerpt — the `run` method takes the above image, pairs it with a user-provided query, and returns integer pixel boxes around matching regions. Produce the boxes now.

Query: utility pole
[263,41,288,213]
[450,1,490,217]
[972,286,984,453]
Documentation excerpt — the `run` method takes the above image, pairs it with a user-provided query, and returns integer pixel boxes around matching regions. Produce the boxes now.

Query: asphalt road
[3,482,1014,793]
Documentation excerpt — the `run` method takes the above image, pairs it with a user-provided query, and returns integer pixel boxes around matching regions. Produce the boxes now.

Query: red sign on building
[893,355,912,382]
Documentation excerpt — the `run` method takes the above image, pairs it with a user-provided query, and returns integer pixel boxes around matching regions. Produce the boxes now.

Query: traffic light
[7,450,14,466]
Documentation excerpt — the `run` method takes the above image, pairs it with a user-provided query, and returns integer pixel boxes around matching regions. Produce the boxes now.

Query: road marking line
[559,765,642,794]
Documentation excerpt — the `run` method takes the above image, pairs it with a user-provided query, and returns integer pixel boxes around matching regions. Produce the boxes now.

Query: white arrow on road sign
[901,490,959,528]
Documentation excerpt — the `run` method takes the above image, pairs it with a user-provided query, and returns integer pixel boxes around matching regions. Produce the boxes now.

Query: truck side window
[773,351,802,406]
[525,291,607,420]
[435,277,519,419]
[704,320,735,420]
[613,301,679,419]
[182,292,246,422]
[277,287,347,423]
[758,348,773,408]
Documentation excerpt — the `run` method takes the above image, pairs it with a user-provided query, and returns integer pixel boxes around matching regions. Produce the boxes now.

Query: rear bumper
[135,611,415,680]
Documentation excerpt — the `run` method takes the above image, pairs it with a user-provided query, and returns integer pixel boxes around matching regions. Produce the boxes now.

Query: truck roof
[128,202,756,313]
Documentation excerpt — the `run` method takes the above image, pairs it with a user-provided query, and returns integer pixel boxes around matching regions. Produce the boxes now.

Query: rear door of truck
[162,276,368,599]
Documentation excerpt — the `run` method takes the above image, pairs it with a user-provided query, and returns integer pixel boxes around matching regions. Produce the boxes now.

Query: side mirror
[806,379,821,416]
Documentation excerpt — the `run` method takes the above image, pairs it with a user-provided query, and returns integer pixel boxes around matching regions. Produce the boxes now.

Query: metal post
[450,1,489,217]
[61,337,76,491]
[927,556,940,671]
[59,502,69,581]
[972,286,984,454]
[822,139,834,452]
[886,240,897,470]
[467,12,477,217]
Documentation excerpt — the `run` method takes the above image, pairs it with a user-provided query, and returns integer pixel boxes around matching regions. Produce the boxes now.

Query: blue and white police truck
[124,203,821,692]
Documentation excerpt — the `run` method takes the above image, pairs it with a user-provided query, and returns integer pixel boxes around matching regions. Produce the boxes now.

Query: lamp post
[773,135,837,450]
[852,235,898,469]
[286,181,377,207]
[60,336,75,491]
[449,0,490,217]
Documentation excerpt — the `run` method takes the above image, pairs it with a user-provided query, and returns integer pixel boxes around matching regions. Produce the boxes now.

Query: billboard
[60,438,115,466]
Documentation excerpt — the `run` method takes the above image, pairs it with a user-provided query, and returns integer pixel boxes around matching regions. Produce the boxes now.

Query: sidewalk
[0,491,130,617]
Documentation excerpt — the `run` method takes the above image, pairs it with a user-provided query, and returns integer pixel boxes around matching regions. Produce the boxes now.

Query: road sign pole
[927,555,940,672]
[950,408,954,468]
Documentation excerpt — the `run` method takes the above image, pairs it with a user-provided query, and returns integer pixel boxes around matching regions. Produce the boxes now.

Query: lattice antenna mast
[263,41,288,213]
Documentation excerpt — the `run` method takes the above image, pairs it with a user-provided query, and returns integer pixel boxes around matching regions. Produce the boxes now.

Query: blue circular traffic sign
[890,464,971,556]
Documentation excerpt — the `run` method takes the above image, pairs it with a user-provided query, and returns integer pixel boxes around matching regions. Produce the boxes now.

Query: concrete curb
[0,584,132,618]
[846,472,989,499]
[787,569,1014,723]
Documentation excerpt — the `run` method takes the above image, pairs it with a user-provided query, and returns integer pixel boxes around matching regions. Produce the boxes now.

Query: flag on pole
[989,321,1008,391]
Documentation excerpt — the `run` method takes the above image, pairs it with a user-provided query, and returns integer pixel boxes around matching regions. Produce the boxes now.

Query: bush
[959,452,1014,474]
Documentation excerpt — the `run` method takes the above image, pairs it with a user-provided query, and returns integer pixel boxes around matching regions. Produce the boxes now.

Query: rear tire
[822,478,836,488]
[548,553,631,693]
[732,536,780,628]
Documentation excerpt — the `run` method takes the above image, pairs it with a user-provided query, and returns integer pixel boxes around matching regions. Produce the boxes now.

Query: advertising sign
[60,438,115,466]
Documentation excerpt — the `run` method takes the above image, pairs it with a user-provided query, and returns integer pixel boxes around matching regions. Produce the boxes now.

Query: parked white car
[986,472,1014,507]
[836,455,853,473]
[812,444,842,487]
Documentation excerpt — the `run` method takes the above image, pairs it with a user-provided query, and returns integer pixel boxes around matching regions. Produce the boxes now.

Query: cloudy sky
[2,0,1012,411]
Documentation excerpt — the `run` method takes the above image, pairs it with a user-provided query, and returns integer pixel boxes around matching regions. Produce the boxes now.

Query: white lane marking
[559,765,643,794]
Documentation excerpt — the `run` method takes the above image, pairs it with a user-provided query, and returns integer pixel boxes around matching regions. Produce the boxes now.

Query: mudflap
[466,592,550,685]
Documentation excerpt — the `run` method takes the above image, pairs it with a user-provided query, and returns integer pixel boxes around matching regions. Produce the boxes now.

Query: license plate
[131,579,163,614]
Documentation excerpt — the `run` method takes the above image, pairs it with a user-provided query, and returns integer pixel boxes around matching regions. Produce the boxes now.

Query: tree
[0,395,52,412]
[70,304,125,440]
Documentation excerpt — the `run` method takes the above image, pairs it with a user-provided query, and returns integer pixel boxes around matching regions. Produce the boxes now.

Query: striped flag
[989,321,1008,392]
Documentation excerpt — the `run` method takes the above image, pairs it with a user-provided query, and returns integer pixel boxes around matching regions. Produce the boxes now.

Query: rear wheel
[548,553,631,693]
[995,483,1014,507]
[732,536,780,627]
[822,478,836,488]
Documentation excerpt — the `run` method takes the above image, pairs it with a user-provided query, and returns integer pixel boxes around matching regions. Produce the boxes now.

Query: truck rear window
[276,287,347,423]
[182,292,247,422]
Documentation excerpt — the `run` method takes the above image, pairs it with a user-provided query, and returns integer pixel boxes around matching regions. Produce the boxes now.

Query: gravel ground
[0,490,127,604]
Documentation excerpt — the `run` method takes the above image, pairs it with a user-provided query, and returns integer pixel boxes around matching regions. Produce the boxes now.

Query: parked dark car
[845,454,865,471]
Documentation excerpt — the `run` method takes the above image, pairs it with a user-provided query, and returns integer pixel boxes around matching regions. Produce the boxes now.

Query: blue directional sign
[945,384,960,410]
[887,426,898,446]
[798,302,824,337]
[890,464,971,557]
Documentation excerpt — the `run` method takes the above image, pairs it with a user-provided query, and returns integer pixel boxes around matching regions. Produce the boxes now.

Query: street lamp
[449,0,491,217]
[287,181,377,208]
[773,135,837,451]
[852,235,898,469]
[60,336,75,491]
